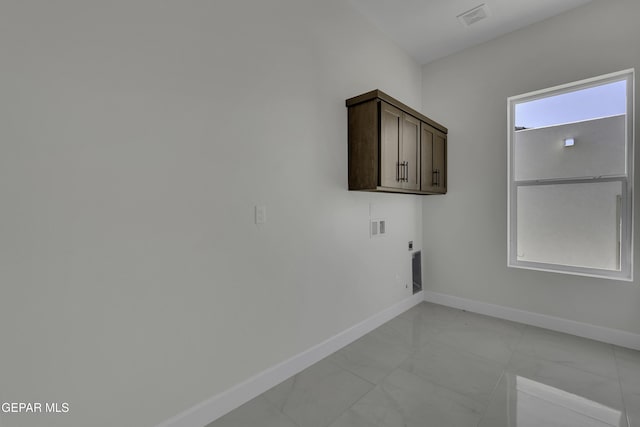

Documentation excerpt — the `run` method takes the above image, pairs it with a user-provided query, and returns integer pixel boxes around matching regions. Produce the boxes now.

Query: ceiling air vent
[457,3,490,27]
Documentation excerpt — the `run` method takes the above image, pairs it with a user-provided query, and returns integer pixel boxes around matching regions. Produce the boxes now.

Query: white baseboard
[156,291,424,427]
[423,290,640,351]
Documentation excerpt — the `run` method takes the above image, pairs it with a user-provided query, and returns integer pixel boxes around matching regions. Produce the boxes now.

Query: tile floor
[207,302,640,427]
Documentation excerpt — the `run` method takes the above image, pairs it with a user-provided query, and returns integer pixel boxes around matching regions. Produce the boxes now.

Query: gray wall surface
[0,1,424,426]
[421,0,640,334]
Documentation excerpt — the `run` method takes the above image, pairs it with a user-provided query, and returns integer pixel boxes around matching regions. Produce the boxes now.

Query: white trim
[423,290,640,351]
[155,291,424,427]
[508,261,632,282]
[507,68,635,103]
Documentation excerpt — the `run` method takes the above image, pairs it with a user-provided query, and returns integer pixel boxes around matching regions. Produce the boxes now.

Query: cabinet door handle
[432,170,437,186]
[405,161,409,182]
[396,162,400,182]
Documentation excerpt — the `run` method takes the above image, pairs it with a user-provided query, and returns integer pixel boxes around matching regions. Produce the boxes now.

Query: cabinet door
[380,102,402,188]
[420,123,435,192]
[401,114,420,191]
[433,130,447,193]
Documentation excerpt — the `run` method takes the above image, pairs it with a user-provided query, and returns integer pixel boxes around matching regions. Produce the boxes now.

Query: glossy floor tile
[479,372,629,427]
[207,396,298,427]
[614,346,640,427]
[262,358,374,427]
[507,351,625,410]
[329,323,414,384]
[329,368,485,427]
[400,339,504,405]
[383,301,460,349]
[515,326,619,379]
[206,302,640,427]
[428,310,525,364]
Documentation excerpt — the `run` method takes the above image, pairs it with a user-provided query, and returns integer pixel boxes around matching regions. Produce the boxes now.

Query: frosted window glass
[517,181,622,270]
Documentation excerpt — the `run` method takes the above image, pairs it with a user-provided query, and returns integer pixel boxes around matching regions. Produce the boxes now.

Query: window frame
[507,69,635,281]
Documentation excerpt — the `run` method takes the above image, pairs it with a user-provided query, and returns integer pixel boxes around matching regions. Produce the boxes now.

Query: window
[507,70,634,281]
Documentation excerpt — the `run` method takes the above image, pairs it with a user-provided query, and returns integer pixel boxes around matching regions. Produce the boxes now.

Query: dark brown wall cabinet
[347,90,447,195]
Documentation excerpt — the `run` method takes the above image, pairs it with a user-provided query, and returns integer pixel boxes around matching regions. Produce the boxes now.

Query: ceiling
[347,0,594,65]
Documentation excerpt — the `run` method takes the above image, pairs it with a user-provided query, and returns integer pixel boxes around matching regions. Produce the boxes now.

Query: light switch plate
[255,205,267,224]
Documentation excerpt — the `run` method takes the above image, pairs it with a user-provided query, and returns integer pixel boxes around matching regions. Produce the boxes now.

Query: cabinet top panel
[346,89,448,134]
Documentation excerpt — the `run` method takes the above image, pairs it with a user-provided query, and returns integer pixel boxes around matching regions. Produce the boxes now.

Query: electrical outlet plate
[370,218,387,238]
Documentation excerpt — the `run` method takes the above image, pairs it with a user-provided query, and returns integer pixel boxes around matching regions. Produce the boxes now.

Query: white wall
[421,0,640,334]
[514,115,626,181]
[0,1,424,426]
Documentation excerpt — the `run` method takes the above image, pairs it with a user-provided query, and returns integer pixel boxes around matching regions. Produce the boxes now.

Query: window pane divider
[515,176,627,186]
